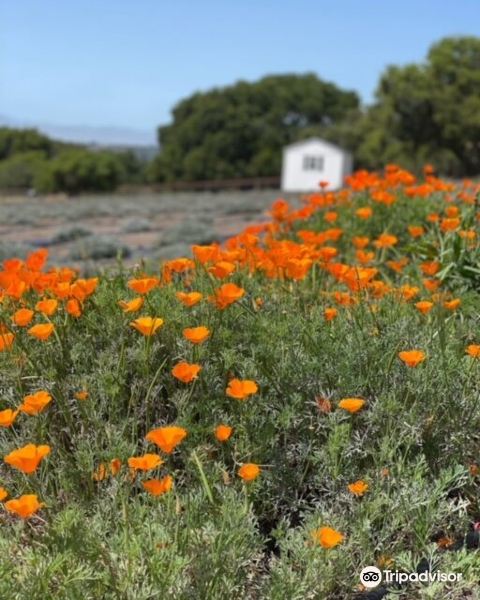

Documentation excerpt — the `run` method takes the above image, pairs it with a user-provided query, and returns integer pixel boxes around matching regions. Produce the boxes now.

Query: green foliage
[0,151,47,189]
[149,74,359,182]
[0,127,54,160]
[35,149,128,194]
[0,184,479,597]
[0,128,146,193]
[347,36,480,175]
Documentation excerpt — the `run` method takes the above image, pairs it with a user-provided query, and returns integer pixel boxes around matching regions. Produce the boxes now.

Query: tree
[149,74,359,182]
[35,149,127,194]
[0,127,54,160]
[344,36,480,175]
[0,151,47,189]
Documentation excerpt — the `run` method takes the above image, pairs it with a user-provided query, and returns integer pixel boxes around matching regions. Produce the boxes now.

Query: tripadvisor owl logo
[360,566,382,588]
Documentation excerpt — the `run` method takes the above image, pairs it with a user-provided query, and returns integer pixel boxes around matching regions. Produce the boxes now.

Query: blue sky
[2,1,480,144]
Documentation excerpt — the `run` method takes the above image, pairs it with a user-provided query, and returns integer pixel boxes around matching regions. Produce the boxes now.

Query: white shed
[281,137,352,192]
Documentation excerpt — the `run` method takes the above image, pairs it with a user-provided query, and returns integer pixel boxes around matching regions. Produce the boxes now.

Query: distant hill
[0,115,158,149]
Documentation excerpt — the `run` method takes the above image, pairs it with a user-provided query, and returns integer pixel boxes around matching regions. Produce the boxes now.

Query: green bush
[36,149,128,195]
[0,151,47,189]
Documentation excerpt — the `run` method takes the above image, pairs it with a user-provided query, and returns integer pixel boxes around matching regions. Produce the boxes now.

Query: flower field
[0,166,479,599]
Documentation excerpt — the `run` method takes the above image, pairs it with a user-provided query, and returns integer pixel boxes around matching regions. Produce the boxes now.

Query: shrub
[69,235,131,260]
[35,149,127,195]
[121,218,152,233]
[0,151,47,190]
[157,218,217,247]
[51,225,92,244]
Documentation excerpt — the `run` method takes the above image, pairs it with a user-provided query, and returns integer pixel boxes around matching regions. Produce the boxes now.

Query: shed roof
[283,137,349,156]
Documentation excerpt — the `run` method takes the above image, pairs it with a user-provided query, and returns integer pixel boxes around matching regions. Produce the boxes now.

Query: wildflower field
[0,166,479,599]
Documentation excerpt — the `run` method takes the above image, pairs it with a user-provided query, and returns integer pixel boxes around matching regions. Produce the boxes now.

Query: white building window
[303,155,324,171]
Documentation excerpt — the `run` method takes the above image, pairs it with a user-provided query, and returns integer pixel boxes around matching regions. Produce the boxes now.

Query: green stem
[191,450,214,505]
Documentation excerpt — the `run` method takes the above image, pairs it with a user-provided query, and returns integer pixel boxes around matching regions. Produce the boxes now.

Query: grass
[0,167,479,599]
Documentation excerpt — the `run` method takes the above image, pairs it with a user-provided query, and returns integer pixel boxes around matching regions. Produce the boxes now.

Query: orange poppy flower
[352,236,370,249]
[4,443,51,474]
[466,344,480,358]
[469,464,479,476]
[145,426,187,453]
[75,390,89,401]
[408,225,425,238]
[52,282,71,299]
[110,458,122,476]
[459,229,476,241]
[426,212,440,223]
[355,207,372,219]
[317,246,338,263]
[209,261,236,279]
[285,258,312,281]
[415,301,434,315]
[215,424,233,442]
[28,323,55,340]
[127,277,159,295]
[118,297,144,312]
[26,248,48,271]
[386,258,409,273]
[423,164,435,176]
[176,291,203,307]
[0,332,15,351]
[398,285,419,302]
[311,526,344,549]
[183,326,210,344]
[398,350,426,367]
[0,486,8,501]
[420,261,440,276]
[324,211,338,223]
[92,463,107,481]
[338,398,365,413]
[238,463,261,482]
[0,408,19,427]
[143,475,173,496]
[70,277,98,301]
[12,308,34,327]
[347,480,369,496]
[423,278,441,293]
[127,453,163,471]
[373,233,398,249]
[192,244,220,264]
[333,291,356,306]
[5,279,26,300]
[19,390,52,415]
[445,205,459,217]
[172,361,201,383]
[66,298,82,317]
[35,298,58,316]
[324,307,338,321]
[372,190,395,205]
[226,379,258,400]
[5,494,44,519]
[443,298,461,311]
[164,257,195,275]
[211,283,245,309]
[130,317,164,336]
[440,217,460,232]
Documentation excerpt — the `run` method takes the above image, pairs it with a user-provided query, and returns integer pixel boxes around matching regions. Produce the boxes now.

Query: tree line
[151,36,480,182]
[1,36,479,194]
[0,129,144,194]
